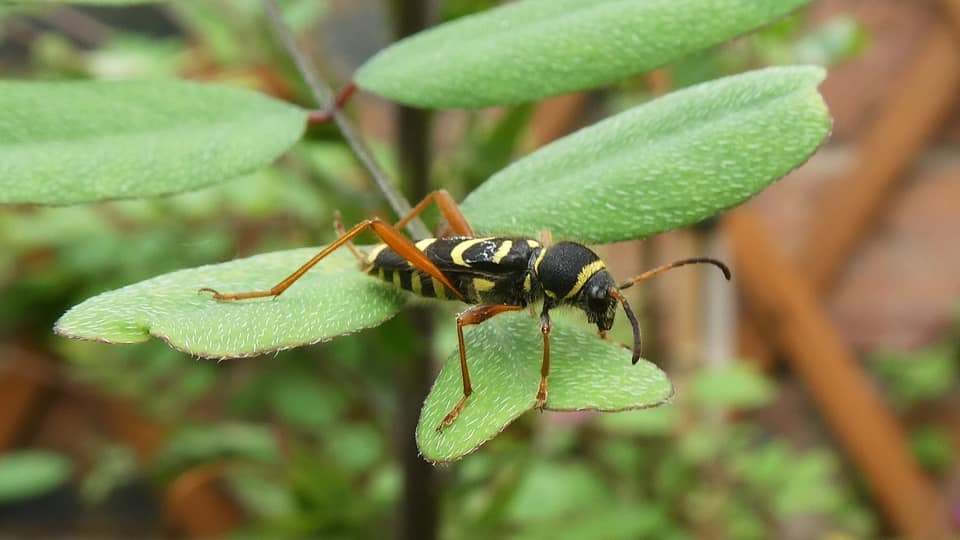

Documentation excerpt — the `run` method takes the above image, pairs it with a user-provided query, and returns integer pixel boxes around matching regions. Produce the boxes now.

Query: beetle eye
[586,289,608,311]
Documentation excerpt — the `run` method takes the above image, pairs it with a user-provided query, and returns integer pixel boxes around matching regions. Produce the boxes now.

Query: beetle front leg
[535,308,553,411]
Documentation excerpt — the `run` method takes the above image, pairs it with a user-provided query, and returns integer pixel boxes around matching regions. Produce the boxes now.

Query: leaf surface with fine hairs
[0,80,306,204]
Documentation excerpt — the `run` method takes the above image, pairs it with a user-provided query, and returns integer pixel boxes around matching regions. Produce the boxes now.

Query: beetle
[200,190,730,431]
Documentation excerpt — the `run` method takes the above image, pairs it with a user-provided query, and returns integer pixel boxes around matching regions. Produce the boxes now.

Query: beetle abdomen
[364,236,541,304]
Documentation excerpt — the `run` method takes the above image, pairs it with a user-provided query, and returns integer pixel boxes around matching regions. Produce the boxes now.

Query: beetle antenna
[617,257,730,290]
[608,289,642,364]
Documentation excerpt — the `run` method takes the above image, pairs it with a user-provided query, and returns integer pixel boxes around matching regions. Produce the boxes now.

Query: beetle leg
[200,217,464,301]
[437,303,525,431]
[597,329,632,351]
[395,189,476,237]
[333,210,365,262]
[535,308,553,411]
[538,228,553,247]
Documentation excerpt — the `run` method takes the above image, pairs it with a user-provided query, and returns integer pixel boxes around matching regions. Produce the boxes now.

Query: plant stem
[262,2,441,537]
[391,3,439,540]
[260,0,429,239]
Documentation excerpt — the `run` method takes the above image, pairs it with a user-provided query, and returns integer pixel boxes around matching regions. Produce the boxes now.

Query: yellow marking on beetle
[473,278,496,292]
[565,260,607,299]
[411,272,423,295]
[450,237,493,267]
[533,246,548,274]
[523,274,532,292]
[433,277,447,300]
[392,269,403,289]
[366,243,389,265]
[415,238,437,251]
[545,289,558,300]
[491,240,513,263]
[526,239,541,249]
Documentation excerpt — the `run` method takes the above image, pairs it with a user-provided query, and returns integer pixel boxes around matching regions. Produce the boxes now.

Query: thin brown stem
[260,0,429,239]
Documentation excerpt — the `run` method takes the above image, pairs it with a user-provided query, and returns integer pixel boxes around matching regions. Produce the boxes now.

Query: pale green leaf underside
[0,80,306,204]
[417,312,672,463]
[355,0,811,108]
[54,247,406,359]
[461,66,831,243]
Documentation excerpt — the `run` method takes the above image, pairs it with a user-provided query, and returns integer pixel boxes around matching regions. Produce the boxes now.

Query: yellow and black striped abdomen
[364,236,542,305]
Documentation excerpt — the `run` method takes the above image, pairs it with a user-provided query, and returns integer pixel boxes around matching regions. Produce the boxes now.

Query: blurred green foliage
[0,2,886,538]
[0,451,73,504]
[868,318,960,476]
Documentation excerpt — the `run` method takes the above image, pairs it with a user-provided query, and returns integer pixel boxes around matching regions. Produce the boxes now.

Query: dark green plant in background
[0,0,876,537]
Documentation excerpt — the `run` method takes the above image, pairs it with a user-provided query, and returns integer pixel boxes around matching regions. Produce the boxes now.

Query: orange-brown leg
[200,217,464,301]
[437,303,525,431]
[394,189,475,237]
[535,310,553,411]
[539,228,553,247]
[333,210,364,262]
[336,190,472,262]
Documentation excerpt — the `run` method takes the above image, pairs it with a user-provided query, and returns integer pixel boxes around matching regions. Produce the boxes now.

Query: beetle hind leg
[534,310,553,411]
[437,304,524,432]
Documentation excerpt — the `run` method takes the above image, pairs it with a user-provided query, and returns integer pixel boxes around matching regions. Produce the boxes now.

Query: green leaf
[793,17,868,66]
[596,406,677,436]
[689,363,775,408]
[506,461,610,523]
[156,423,279,474]
[416,312,672,463]
[355,0,811,108]
[54,246,406,358]
[0,80,306,204]
[461,66,830,243]
[0,451,73,504]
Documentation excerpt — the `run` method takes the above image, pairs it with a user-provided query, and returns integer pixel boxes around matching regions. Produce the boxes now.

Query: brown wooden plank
[944,0,960,46]
[799,22,960,293]
[740,19,960,367]
[0,349,51,449]
[525,92,588,148]
[165,463,245,538]
[725,210,953,539]
[100,397,246,537]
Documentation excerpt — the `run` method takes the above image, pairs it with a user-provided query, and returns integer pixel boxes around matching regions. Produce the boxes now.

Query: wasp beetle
[201,190,730,430]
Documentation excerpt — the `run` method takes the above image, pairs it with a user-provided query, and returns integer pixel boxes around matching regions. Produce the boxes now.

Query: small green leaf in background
[506,461,609,523]
[909,425,954,474]
[0,80,306,204]
[355,0,811,108]
[80,445,137,504]
[54,246,407,358]
[416,312,672,463]
[155,423,279,475]
[869,345,957,408]
[793,16,868,66]
[596,406,677,437]
[0,451,73,504]
[461,66,831,243]
[690,363,775,408]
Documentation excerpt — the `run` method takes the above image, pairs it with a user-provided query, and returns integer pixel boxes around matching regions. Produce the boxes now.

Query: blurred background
[0,0,958,538]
